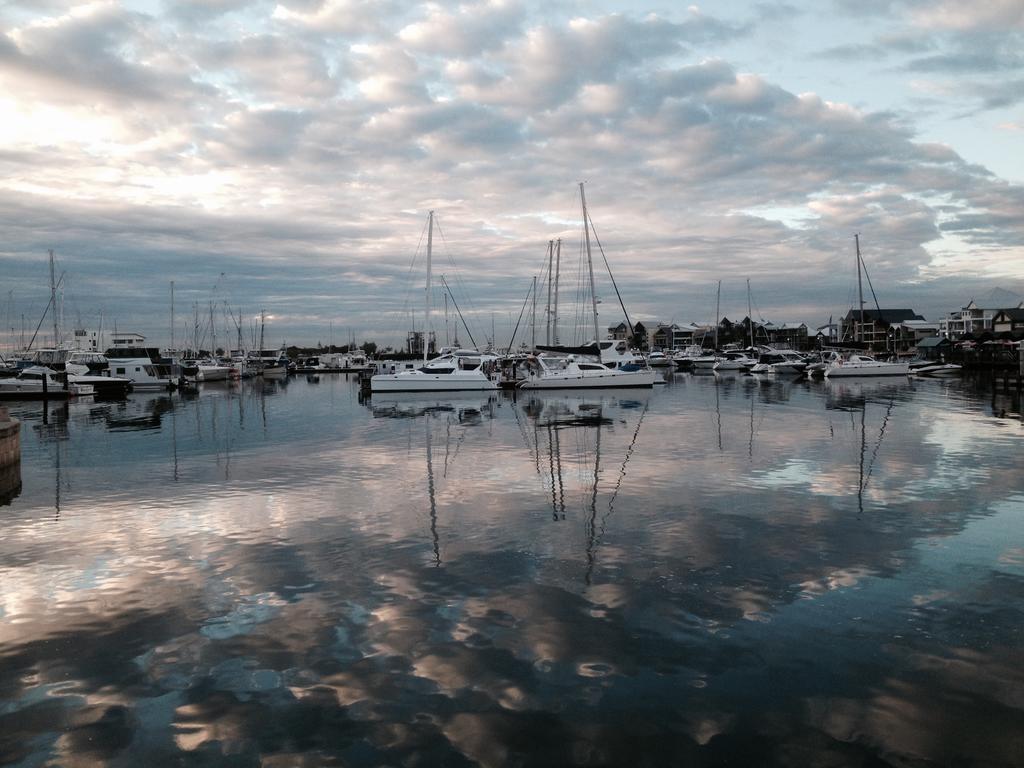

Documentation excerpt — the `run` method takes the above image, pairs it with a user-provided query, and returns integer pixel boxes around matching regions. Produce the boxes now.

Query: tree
[360,341,377,355]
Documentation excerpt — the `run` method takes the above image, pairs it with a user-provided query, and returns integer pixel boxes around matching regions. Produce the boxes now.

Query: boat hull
[370,372,498,392]
[825,363,909,378]
[519,371,657,389]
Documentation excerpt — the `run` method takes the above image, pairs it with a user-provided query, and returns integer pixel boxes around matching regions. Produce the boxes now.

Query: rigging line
[587,215,633,338]
[398,216,430,322]
[504,278,535,354]
[601,400,649,531]
[434,215,486,345]
[24,272,66,351]
[859,257,884,316]
[439,275,478,349]
[863,396,895,491]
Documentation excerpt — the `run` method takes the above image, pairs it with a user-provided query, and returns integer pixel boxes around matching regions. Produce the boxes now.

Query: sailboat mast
[545,240,553,345]
[855,233,864,344]
[579,183,599,342]
[747,278,754,348]
[714,280,721,350]
[553,238,561,344]
[425,211,433,364]
[531,275,537,350]
[170,280,175,350]
[49,249,58,347]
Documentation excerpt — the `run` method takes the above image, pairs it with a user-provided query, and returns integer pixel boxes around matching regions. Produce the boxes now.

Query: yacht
[824,354,909,378]
[370,352,498,392]
[106,347,183,391]
[712,350,756,372]
[370,213,500,394]
[750,351,808,375]
[0,366,94,399]
[647,350,673,368]
[518,354,658,389]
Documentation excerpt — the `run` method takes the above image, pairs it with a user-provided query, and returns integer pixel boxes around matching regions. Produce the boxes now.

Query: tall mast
[714,280,721,350]
[855,233,864,344]
[425,210,433,364]
[260,310,266,352]
[531,275,537,350]
[553,238,561,344]
[49,249,59,347]
[170,280,175,350]
[545,240,553,345]
[747,278,754,348]
[580,183,599,342]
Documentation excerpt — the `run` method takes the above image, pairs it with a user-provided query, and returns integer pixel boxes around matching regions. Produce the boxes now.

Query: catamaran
[370,212,498,393]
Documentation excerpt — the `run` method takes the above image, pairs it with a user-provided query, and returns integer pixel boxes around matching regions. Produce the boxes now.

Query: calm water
[1,372,1022,767]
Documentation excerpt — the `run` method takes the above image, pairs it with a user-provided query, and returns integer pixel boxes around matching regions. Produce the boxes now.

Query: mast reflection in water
[0,374,1022,767]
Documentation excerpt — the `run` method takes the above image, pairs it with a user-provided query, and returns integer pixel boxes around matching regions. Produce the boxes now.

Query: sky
[1,0,1022,351]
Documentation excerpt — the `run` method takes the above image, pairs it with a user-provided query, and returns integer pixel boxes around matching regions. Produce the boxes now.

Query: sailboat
[371,212,498,393]
[824,236,908,378]
[521,184,657,390]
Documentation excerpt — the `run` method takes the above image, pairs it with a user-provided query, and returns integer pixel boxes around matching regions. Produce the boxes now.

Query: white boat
[106,347,182,391]
[824,353,909,378]
[519,354,657,389]
[0,366,94,399]
[750,351,808,375]
[712,351,756,371]
[912,362,962,377]
[647,350,673,367]
[371,212,498,393]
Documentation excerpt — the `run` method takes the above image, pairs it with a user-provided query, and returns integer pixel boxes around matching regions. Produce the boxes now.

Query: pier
[0,406,21,505]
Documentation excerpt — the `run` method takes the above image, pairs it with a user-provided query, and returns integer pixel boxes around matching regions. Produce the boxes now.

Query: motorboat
[713,351,756,372]
[518,354,657,389]
[805,351,842,378]
[0,366,94,399]
[912,362,963,377]
[824,354,909,378]
[370,356,498,392]
[647,350,673,368]
[750,351,808,375]
[106,347,183,391]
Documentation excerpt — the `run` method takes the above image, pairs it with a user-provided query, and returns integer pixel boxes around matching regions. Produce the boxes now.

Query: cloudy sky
[1,0,1022,350]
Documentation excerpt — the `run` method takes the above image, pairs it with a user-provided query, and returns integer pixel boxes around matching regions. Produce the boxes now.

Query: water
[1,373,1022,766]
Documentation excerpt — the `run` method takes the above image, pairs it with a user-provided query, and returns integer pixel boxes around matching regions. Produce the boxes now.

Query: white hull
[913,364,962,377]
[825,362,909,378]
[370,371,497,392]
[520,370,657,389]
[196,365,232,381]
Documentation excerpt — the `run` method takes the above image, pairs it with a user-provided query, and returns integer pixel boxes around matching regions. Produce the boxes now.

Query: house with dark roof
[839,308,925,352]
[993,308,1024,336]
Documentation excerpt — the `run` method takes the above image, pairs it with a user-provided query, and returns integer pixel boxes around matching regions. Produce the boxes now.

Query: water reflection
[0,376,1022,766]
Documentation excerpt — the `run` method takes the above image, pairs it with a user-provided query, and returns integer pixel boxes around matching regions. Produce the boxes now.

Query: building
[763,322,810,350]
[939,290,1024,338]
[109,332,147,348]
[890,320,940,353]
[916,336,952,360]
[839,309,925,351]
[992,308,1024,336]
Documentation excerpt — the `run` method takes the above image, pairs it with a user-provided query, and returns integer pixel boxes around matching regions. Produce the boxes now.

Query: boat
[712,350,756,372]
[750,351,808,375]
[0,366,94,399]
[251,349,289,378]
[518,354,657,389]
[647,350,673,367]
[525,183,655,389]
[911,362,962,377]
[824,353,909,378]
[106,347,183,391]
[370,212,498,393]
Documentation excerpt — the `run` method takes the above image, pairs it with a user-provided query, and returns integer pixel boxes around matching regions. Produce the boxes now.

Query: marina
[1,371,1022,766]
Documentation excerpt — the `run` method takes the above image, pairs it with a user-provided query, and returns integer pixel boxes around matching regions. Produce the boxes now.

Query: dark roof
[917,337,951,348]
[843,308,924,323]
[994,308,1024,321]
